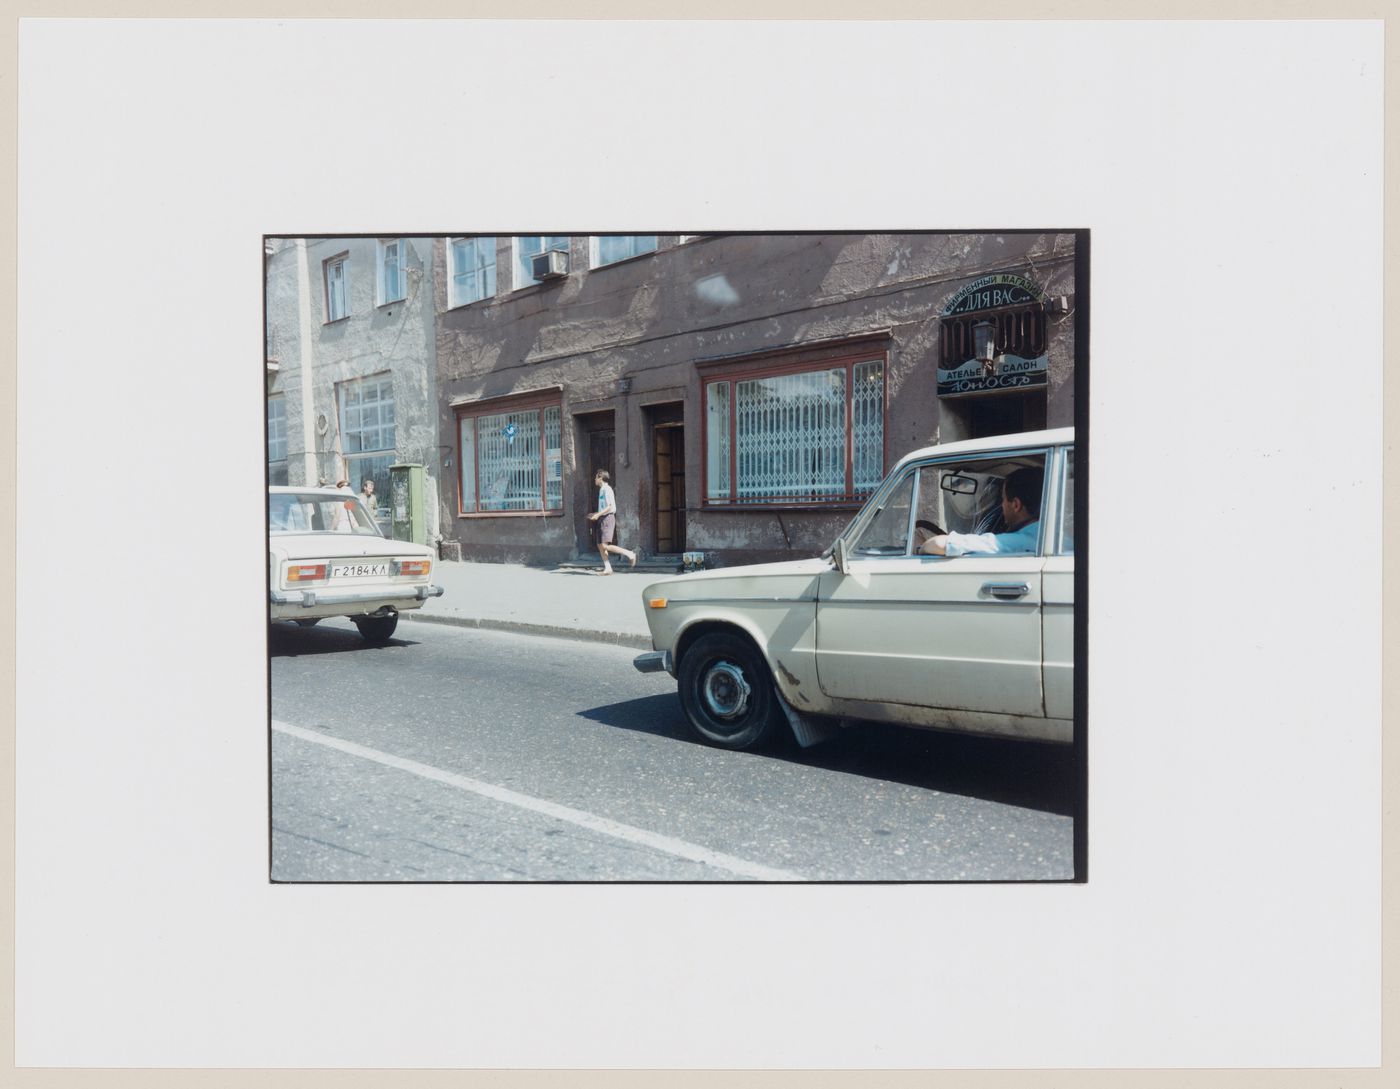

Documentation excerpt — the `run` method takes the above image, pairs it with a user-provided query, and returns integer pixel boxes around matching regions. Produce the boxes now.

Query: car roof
[269,486,356,497]
[892,427,1074,471]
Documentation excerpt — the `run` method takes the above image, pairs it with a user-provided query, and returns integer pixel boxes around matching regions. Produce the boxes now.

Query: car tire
[677,632,782,750]
[294,618,321,628]
[354,612,398,643]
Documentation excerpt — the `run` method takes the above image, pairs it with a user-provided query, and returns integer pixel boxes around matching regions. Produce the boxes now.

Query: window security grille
[706,357,885,505]
[735,370,847,502]
[460,404,563,513]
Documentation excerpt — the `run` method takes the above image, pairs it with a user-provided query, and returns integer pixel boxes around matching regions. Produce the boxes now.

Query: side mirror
[832,536,850,575]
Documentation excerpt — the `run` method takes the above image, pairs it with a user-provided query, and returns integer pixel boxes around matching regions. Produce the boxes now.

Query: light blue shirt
[944,519,1040,557]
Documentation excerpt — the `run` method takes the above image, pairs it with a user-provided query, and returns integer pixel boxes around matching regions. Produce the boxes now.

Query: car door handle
[982,581,1029,599]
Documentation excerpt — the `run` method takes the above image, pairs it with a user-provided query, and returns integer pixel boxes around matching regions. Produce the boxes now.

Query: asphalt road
[269,617,1077,882]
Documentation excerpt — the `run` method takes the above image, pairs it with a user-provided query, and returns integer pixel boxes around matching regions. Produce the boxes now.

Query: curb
[402,610,652,650]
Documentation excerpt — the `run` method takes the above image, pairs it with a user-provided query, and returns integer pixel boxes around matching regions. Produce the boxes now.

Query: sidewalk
[402,559,662,649]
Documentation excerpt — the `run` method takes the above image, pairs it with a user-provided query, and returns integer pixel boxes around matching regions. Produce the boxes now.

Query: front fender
[670,606,774,662]
[663,600,823,713]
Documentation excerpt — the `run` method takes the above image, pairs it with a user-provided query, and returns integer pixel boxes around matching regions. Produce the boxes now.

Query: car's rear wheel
[676,632,782,750]
[354,611,398,643]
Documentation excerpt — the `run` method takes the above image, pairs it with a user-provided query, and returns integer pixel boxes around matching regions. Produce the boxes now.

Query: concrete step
[557,554,685,574]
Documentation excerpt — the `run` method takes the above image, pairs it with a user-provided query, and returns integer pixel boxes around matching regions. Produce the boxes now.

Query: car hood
[269,533,437,561]
[642,556,832,600]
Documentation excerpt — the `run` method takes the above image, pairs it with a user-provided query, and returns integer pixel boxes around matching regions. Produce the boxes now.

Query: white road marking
[272,720,803,881]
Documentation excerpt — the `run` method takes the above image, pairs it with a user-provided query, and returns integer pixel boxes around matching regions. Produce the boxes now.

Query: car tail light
[398,559,431,577]
[286,563,327,582]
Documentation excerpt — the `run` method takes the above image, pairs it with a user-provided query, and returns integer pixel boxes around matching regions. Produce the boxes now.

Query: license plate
[331,562,389,578]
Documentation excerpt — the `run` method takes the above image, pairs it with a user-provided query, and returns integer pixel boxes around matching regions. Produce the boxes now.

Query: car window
[269,493,383,536]
[1058,450,1074,556]
[912,454,1047,557]
[914,463,1007,535]
[849,469,915,556]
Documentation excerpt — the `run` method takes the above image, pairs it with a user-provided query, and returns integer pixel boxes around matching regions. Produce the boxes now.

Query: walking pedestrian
[587,469,636,575]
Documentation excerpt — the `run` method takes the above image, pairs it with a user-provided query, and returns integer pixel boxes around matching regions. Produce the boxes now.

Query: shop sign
[942,272,1045,317]
[937,353,1048,397]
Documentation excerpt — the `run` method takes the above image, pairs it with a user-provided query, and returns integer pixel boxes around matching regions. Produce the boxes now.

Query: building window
[267,395,288,485]
[449,237,497,307]
[457,396,563,514]
[703,355,885,506]
[591,235,658,268]
[514,236,570,288]
[324,253,348,322]
[338,374,395,514]
[377,239,406,305]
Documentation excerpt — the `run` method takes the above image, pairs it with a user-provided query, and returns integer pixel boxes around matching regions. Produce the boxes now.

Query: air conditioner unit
[531,248,569,281]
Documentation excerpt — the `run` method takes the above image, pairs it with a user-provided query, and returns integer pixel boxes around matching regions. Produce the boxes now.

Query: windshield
[269,492,383,536]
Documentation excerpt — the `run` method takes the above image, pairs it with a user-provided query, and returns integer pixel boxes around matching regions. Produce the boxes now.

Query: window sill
[323,316,349,325]
[376,298,407,309]
[701,501,867,513]
[458,509,565,519]
[446,295,496,312]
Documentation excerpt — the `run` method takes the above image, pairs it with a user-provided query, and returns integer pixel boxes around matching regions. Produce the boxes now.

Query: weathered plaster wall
[265,237,442,541]
[435,233,1077,564]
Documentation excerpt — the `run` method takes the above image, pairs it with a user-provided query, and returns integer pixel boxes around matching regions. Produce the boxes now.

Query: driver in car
[919,466,1044,556]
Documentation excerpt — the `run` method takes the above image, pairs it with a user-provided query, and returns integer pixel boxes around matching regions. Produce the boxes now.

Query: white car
[634,428,1075,750]
[268,486,444,642]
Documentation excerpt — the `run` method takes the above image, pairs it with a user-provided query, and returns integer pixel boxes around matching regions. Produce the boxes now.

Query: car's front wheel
[354,611,398,643]
[677,632,782,750]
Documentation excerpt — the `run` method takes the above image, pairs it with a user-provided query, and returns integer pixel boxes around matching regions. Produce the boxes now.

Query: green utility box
[389,463,427,545]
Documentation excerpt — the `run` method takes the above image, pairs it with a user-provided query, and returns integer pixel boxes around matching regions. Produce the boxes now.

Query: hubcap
[701,660,751,720]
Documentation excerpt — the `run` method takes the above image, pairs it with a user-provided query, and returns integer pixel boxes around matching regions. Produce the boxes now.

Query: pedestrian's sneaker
[602,563,613,575]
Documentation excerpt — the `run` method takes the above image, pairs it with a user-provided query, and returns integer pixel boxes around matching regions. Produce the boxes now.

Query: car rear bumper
[270,583,445,610]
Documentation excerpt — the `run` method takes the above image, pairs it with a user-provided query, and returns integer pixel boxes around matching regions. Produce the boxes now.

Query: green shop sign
[937,353,1048,398]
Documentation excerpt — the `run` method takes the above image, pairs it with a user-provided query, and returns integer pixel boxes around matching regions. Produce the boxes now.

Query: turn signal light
[398,559,431,577]
[287,563,327,582]
[648,597,668,609]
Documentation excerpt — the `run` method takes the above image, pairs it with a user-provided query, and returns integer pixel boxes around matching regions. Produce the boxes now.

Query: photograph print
[266,230,1086,883]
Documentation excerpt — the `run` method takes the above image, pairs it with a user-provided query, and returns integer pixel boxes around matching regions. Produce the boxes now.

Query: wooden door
[655,428,675,552]
[589,429,615,484]
[654,423,685,553]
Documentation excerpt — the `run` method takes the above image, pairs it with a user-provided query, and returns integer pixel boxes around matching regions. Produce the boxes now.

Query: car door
[1041,445,1074,721]
[814,455,1046,717]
